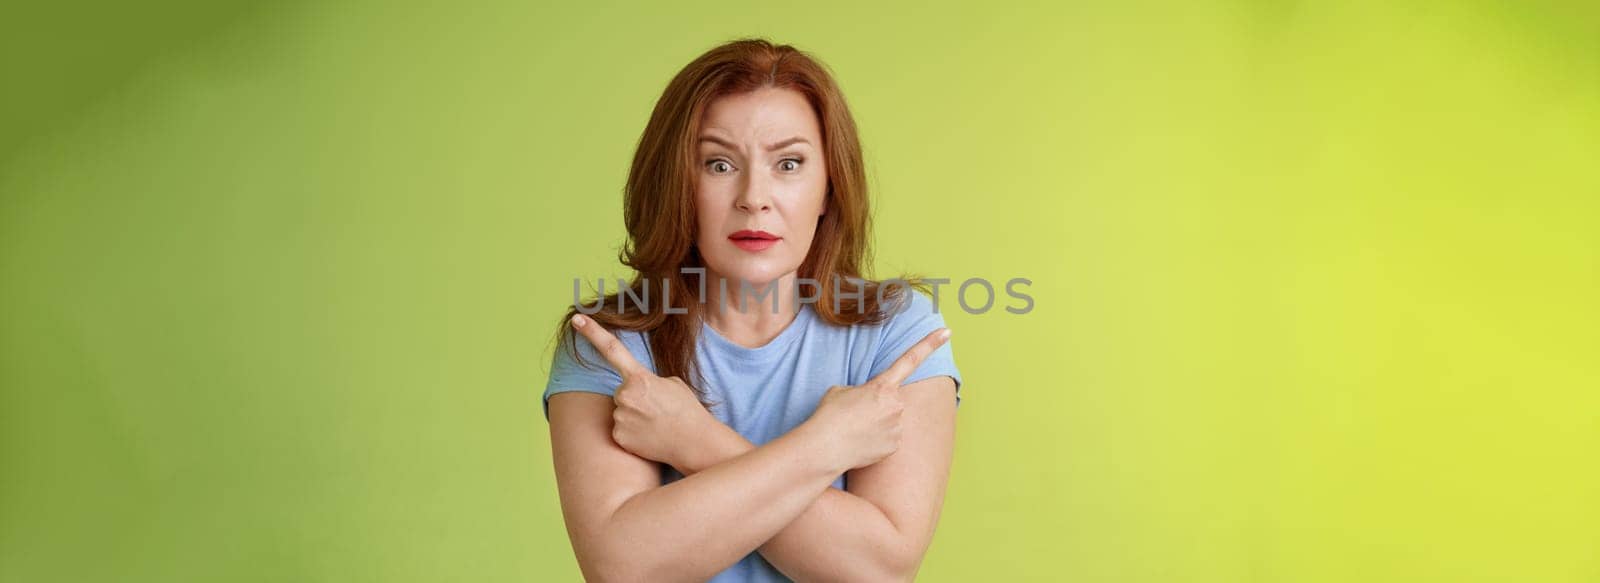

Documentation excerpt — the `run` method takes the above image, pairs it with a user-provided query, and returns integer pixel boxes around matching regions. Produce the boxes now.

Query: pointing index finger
[570,314,647,378]
[867,328,951,389]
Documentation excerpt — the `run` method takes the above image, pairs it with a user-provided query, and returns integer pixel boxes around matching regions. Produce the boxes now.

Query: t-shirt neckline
[698,304,814,362]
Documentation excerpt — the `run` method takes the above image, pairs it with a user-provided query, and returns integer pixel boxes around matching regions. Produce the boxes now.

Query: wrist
[676,416,751,474]
[793,417,851,476]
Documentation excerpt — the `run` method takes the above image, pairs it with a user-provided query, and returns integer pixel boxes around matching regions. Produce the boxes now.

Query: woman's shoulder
[550,319,655,376]
[822,286,949,353]
[876,286,946,332]
[861,287,963,390]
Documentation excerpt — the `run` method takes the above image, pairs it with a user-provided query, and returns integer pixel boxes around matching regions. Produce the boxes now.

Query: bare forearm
[678,425,916,581]
[761,488,914,581]
[590,425,843,582]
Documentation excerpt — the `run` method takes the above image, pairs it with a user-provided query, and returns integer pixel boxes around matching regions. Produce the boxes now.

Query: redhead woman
[543,38,963,582]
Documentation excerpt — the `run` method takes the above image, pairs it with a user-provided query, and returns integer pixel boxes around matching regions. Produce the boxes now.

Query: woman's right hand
[805,328,952,472]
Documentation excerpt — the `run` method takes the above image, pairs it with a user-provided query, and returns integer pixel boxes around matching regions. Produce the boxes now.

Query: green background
[3,1,1596,581]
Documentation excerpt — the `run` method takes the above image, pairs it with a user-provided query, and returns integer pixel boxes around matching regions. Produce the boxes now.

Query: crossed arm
[671,375,958,581]
[547,316,958,582]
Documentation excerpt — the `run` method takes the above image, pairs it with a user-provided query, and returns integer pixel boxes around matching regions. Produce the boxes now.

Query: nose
[734,176,773,213]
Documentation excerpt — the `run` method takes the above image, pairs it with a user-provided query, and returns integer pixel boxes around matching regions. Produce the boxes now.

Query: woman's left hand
[571,314,719,470]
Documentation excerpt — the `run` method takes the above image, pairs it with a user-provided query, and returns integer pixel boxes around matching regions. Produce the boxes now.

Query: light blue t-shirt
[543,289,962,582]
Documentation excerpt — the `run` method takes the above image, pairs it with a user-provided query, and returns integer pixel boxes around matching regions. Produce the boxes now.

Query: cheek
[784,183,827,246]
[694,186,728,245]
[808,171,828,216]
[809,179,828,220]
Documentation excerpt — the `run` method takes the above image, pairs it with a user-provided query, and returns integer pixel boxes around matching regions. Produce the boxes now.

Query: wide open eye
[777,157,803,173]
[706,159,735,175]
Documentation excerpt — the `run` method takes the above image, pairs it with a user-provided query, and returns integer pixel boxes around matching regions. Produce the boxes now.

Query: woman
[544,38,963,582]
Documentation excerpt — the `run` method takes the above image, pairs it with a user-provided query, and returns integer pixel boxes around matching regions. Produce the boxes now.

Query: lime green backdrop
[2,1,1596,581]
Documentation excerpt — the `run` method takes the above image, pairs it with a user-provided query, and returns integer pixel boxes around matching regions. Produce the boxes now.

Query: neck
[700,269,802,349]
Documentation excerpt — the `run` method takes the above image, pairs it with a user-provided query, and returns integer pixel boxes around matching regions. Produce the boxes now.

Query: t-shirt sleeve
[867,289,964,407]
[541,327,635,421]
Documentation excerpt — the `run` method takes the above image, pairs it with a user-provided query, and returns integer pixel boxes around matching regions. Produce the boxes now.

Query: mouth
[728,229,782,252]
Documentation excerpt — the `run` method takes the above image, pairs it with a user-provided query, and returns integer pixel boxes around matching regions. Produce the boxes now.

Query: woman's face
[694,87,828,289]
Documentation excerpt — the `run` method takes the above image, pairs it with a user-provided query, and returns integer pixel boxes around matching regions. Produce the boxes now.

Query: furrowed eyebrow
[765,137,810,151]
[697,135,812,151]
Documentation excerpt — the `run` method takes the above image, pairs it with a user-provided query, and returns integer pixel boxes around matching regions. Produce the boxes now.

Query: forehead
[698,87,821,142]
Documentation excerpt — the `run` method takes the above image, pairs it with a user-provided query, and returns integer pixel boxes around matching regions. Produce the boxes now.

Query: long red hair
[558,38,921,404]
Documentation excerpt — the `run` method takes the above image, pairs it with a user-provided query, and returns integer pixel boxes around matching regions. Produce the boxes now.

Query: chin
[723,270,784,287]
[707,258,796,287]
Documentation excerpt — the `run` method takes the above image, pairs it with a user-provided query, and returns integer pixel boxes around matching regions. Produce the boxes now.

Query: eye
[777,157,803,173]
[706,159,735,175]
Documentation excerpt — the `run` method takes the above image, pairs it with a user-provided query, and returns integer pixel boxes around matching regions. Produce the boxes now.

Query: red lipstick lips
[729,229,781,252]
